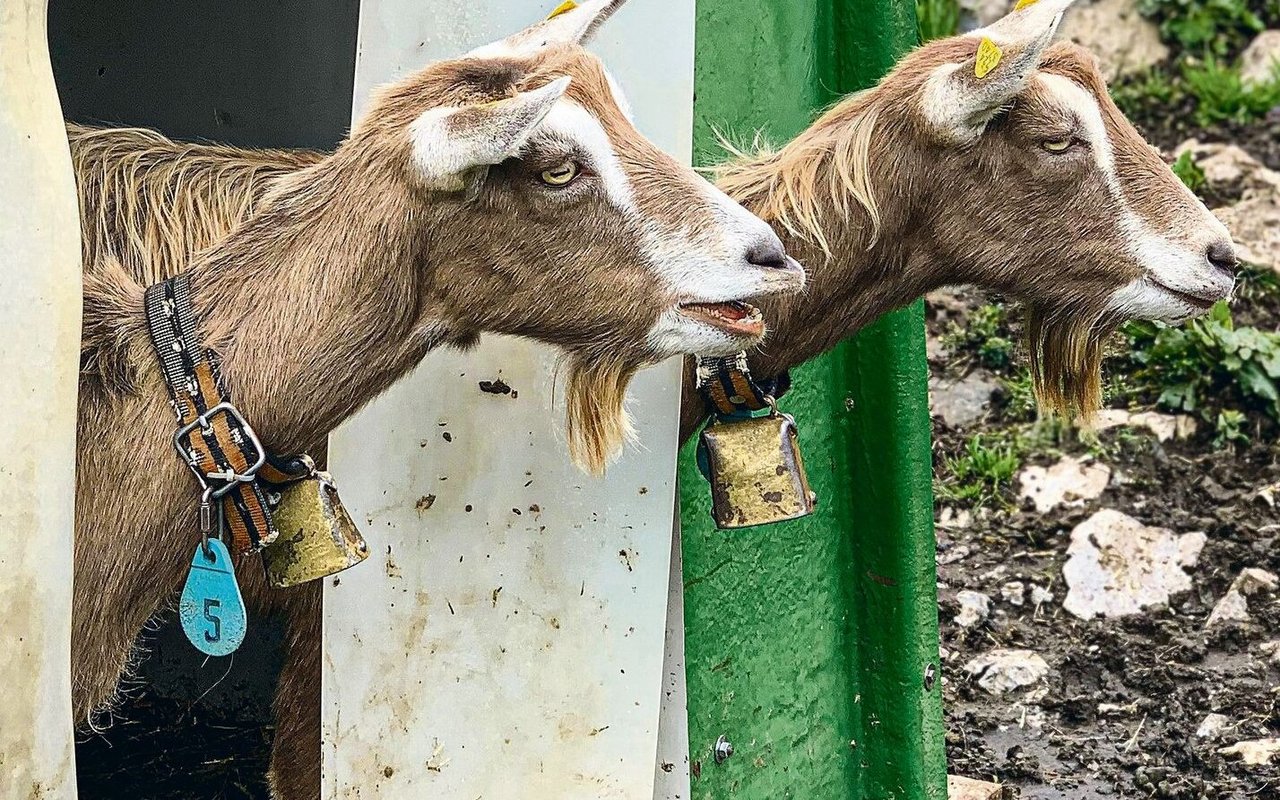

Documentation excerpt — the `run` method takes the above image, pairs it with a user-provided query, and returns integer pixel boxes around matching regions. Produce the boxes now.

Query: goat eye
[1042,138,1074,154]
[539,161,579,187]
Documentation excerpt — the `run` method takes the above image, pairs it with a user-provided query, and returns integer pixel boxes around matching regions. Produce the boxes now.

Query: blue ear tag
[179,538,247,657]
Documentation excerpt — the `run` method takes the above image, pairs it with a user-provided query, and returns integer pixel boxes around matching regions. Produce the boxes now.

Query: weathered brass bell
[262,471,369,588]
[699,411,817,529]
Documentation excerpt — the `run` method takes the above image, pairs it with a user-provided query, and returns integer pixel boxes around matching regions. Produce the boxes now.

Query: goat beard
[1026,302,1120,422]
[563,353,640,476]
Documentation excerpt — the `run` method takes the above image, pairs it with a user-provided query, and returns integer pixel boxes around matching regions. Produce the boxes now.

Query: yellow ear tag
[547,0,578,19]
[1013,0,1039,9]
[975,37,1003,79]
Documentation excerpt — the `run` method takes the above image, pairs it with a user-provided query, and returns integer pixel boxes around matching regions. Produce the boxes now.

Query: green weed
[942,304,1016,371]
[939,433,1022,505]
[917,0,960,42]
[1122,301,1280,428]
[1182,57,1280,126]
[1137,0,1276,57]
[1170,150,1206,192]
[1214,409,1251,447]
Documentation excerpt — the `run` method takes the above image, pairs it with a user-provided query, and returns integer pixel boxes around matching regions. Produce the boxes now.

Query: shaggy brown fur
[68,7,798,798]
[69,16,1232,800]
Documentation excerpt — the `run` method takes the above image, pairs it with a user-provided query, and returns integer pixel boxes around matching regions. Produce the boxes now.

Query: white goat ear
[922,0,1078,142]
[409,76,571,190]
[468,0,627,59]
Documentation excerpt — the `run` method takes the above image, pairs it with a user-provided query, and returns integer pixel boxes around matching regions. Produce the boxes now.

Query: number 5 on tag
[179,538,247,656]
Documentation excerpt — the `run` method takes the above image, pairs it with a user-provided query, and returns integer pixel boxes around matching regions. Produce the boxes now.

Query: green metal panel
[681,2,946,798]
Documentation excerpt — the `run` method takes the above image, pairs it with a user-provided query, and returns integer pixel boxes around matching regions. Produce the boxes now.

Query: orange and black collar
[145,274,312,555]
[695,353,791,418]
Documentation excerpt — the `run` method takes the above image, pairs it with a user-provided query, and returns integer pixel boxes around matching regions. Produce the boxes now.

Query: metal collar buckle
[172,401,267,498]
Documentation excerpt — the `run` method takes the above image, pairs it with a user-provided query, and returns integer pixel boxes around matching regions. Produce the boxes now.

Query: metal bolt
[714,735,734,764]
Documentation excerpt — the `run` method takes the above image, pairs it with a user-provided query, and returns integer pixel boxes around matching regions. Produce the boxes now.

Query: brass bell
[262,471,369,588]
[698,409,817,529]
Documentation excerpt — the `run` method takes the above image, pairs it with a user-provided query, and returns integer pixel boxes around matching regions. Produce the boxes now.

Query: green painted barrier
[680,1,946,797]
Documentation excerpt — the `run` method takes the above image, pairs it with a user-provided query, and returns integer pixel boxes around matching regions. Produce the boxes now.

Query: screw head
[714,734,734,764]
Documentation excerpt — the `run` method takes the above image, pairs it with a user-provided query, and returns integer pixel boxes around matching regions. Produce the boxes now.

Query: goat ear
[469,0,628,58]
[922,0,1077,142]
[408,76,570,190]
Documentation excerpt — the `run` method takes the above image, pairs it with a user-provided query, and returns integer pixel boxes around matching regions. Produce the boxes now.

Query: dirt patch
[930,283,1280,798]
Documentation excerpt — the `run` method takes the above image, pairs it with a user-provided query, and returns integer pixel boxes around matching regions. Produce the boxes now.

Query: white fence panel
[324,1,693,797]
[0,2,82,798]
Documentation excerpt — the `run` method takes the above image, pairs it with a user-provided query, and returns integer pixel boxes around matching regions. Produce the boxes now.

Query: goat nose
[1206,241,1240,277]
[746,239,790,271]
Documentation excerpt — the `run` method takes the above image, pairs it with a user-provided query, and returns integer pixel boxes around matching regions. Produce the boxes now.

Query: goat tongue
[678,301,764,335]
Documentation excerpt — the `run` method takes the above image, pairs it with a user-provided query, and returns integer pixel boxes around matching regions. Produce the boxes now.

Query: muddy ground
[930,202,1280,799]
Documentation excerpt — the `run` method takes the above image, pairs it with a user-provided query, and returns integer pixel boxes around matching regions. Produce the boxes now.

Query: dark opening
[49,2,360,797]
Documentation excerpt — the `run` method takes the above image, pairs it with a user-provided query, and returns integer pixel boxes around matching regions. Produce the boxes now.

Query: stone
[1019,455,1111,513]
[1062,510,1207,619]
[1001,581,1026,607]
[1056,0,1169,81]
[937,506,973,530]
[1196,713,1231,740]
[1240,30,1280,88]
[1214,193,1280,274]
[1220,738,1280,766]
[1207,568,1279,627]
[1176,141,1280,194]
[955,590,993,628]
[1093,408,1198,442]
[1260,641,1280,665]
[1207,590,1251,627]
[930,371,997,427]
[1030,585,1054,606]
[963,649,1051,695]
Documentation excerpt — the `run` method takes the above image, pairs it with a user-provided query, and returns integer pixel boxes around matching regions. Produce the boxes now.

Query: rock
[1207,590,1251,627]
[1030,585,1054,606]
[1093,408,1198,442]
[937,506,973,530]
[1056,0,1169,81]
[963,649,1050,695]
[1001,581,1026,607]
[1062,510,1207,619]
[1236,568,1279,595]
[1176,141,1280,194]
[955,590,993,628]
[1196,713,1230,740]
[1198,716,1228,737]
[1207,568,1280,627]
[930,371,997,427]
[1260,641,1280,665]
[1240,30,1280,88]
[1219,738,1280,766]
[1214,193,1280,274]
[1019,455,1111,513]
[938,543,973,566]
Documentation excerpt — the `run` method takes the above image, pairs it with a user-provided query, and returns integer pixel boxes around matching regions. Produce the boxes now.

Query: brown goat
[69,2,804,796]
[69,1,1237,797]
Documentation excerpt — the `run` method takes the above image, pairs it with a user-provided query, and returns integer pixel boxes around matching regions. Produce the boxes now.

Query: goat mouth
[1152,280,1220,310]
[677,301,765,337]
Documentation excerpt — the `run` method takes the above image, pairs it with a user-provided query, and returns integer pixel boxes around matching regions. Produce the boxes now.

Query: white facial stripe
[540,95,803,328]
[532,98,636,213]
[1036,74,1235,317]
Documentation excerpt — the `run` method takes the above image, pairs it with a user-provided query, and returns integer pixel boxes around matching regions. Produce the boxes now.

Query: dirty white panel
[0,2,82,798]
[653,514,692,799]
[323,2,693,798]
